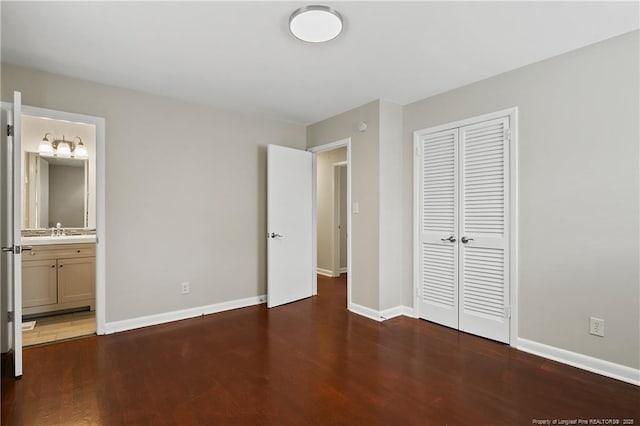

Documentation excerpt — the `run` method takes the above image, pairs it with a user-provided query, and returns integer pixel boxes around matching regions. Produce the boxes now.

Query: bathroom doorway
[20,114,98,347]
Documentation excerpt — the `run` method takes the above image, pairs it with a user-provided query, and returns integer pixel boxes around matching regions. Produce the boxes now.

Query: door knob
[269,233,283,239]
[440,235,456,243]
[461,237,475,244]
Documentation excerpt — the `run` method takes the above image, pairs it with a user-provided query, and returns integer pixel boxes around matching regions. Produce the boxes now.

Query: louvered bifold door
[417,128,459,329]
[459,117,510,343]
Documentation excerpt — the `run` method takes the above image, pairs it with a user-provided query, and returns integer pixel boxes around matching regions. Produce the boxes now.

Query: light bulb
[57,141,71,158]
[38,137,54,156]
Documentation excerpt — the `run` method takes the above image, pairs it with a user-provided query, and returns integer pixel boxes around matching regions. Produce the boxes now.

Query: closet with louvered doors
[416,114,511,344]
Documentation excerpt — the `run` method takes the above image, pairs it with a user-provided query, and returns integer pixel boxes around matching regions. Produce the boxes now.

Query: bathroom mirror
[23,152,89,229]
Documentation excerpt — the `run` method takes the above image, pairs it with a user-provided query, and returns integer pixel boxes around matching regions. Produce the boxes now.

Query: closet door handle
[461,237,474,244]
[440,235,456,243]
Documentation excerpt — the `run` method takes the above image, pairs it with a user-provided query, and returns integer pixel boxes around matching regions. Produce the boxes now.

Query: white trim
[348,303,383,322]
[308,138,350,153]
[347,304,416,322]
[311,153,318,296]
[17,104,108,336]
[339,267,348,274]
[316,268,335,277]
[380,306,403,320]
[413,133,420,325]
[105,295,267,335]
[309,138,352,308]
[401,305,417,318]
[516,338,640,386]
[414,107,518,137]
[412,107,519,345]
[509,108,519,346]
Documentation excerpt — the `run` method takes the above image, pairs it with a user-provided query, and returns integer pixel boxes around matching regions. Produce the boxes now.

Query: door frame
[413,107,518,345]
[2,102,107,337]
[308,139,352,307]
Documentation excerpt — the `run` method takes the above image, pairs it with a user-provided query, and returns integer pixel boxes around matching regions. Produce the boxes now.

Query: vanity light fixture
[37,133,88,159]
[289,5,343,43]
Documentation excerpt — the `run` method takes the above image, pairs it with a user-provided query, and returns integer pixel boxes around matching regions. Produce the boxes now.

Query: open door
[267,144,313,308]
[2,91,23,377]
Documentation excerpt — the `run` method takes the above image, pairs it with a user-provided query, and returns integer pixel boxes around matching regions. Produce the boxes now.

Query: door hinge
[504,128,511,142]
[7,311,13,322]
[505,306,511,319]
[415,146,420,157]
[415,286,420,297]
[7,124,14,137]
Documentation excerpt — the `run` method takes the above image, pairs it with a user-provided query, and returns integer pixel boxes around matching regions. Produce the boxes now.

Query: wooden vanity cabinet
[23,259,57,308]
[22,243,95,316]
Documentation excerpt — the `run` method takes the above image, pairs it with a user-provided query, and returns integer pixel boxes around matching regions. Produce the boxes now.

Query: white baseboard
[339,267,348,273]
[316,268,335,277]
[348,304,416,322]
[104,294,267,335]
[380,306,403,320]
[348,303,383,322]
[515,337,640,386]
[401,305,417,318]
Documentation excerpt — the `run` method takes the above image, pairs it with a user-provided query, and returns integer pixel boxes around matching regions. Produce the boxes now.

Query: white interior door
[267,144,313,308]
[417,128,459,329]
[1,91,23,377]
[459,117,510,343]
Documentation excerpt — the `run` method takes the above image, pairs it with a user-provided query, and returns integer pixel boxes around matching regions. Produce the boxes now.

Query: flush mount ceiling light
[289,5,343,43]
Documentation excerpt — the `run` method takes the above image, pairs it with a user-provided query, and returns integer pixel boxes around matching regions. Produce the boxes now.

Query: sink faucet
[51,222,65,237]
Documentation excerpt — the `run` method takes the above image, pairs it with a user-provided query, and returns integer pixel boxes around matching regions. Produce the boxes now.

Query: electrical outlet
[589,317,605,337]
[181,281,190,295]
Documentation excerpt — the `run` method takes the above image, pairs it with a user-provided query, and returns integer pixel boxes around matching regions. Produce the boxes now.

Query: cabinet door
[23,259,57,308]
[58,257,95,304]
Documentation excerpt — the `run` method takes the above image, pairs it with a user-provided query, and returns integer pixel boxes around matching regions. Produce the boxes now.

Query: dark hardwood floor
[2,274,639,425]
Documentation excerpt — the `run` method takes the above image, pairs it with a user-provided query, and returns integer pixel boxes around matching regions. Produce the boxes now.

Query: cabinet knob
[30,252,36,256]
[59,264,64,268]
[51,264,55,268]
[76,250,81,253]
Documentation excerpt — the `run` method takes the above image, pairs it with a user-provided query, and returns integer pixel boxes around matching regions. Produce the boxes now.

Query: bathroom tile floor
[22,311,95,347]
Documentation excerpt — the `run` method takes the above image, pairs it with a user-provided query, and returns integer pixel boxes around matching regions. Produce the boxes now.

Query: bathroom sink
[21,235,96,246]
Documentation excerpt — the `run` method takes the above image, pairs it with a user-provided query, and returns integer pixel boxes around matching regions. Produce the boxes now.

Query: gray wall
[379,100,403,311]
[1,64,306,323]
[316,147,346,274]
[48,164,84,228]
[307,101,381,310]
[403,31,639,369]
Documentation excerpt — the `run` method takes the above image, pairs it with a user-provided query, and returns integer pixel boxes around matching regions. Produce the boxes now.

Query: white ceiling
[2,1,638,125]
